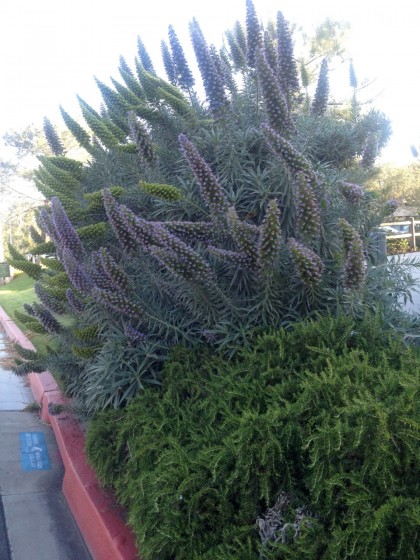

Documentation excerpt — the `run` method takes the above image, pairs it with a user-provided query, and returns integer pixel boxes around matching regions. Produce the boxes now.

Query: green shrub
[86,314,420,559]
[387,238,410,255]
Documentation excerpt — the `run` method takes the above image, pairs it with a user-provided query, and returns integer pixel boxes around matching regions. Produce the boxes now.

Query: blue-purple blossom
[262,124,312,175]
[50,197,84,259]
[256,49,294,134]
[124,324,148,344]
[384,199,398,215]
[38,207,60,245]
[161,40,176,84]
[258,199,282,273]
[159,221,214,243]
[246,0,262,67]
[127,111,156,165]
[179,134,229,223]
[338,219,359,254]
[103,189,140,254]
[338,181,365,204]
[92,287,144,319]
[277,11,299,96]
[61,249,93,294]
[66,289,85,313]
[311,59,329,117]
[98,248,130,291]
[168,24,195,90]
[226,207,258,265]
[149,224,213,284]
[189,18,229,116]
[32,305,62,334]
[343,237,366,290]
[208,246,253,269]
[295,172,321,239]
[288,238,324,287]
[34,282,66,315]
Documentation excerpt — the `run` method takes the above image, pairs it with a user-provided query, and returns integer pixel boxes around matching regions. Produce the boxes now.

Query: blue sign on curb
[19,432,51,471]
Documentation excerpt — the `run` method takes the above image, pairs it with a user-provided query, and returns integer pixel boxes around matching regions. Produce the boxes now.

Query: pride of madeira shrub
[86,314,420,559]
[9,0,417,412]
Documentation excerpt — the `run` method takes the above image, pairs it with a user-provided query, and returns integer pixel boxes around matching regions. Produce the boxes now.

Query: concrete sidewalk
[0,331,91,560]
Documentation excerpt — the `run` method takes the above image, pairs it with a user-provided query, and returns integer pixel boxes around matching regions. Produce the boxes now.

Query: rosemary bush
[86,314,420,559]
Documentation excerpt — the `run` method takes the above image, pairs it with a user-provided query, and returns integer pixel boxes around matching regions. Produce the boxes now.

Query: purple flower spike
[258,200,282,273]
[179,134,229,223]
[288,238,324,287]
[50,197,84,259]
[61,249,93,294]
[338,181,365,205]
[66,289,85,313]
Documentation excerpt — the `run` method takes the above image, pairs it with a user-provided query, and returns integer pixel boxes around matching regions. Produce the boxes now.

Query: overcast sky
[0,0,419,164]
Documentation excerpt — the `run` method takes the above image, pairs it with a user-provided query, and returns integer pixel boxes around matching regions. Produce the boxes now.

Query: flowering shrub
[11,0,413,410]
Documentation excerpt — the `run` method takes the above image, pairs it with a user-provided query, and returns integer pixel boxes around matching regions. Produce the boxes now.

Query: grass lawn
[0,273,51,352]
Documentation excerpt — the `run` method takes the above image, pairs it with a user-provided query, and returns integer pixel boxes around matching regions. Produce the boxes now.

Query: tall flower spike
[189,18,229,116]
[50,197,84,259]
[66,289,85,313]
[160,221,214,244]
[148,224,213,285]
[225,27,246,71]
[338,181,365,205]
[34,282,66,315]
[102,189,140,254]
[343,236,366,290]
[179,134,229,223]
[127,111,156,165]
[258,200,282,274]
[168,25,195,90]
[32,305,62,334]
[311,59,329,116]
[124,324,147,343]
[161,40,176,84]
[38,207,60,245]
[338,219,366,289]
[43,117,65,156]
[137,36,156,75]
[60,106,93,153]
[262,124,311,175]
[276,11,299,98]
[256,49,294,135]
[246,0,262,67]
[98,248,130,291]
[92,287,144,320]
[288,238,324,288]
[338,218,358,254]
[208,246,253,269]
[295,172,321,239]
[263,30,278,75]
[61,249,93,294]
[226,207,258,266]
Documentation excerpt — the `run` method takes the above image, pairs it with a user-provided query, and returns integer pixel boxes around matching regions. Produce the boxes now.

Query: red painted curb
[0,306,140,560]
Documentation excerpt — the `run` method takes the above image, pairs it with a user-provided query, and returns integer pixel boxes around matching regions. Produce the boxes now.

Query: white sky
[0,0,419,165]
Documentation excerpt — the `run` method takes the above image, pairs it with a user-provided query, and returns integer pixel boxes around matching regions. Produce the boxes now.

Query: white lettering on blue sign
[19,432,51,471]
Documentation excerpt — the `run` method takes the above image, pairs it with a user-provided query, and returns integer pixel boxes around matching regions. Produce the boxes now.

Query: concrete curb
[0,306,140,560]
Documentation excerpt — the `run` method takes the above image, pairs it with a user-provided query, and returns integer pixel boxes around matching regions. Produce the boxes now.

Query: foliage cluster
[86,314,420,559]
[8,0,416,411]
[368,162,420,211]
